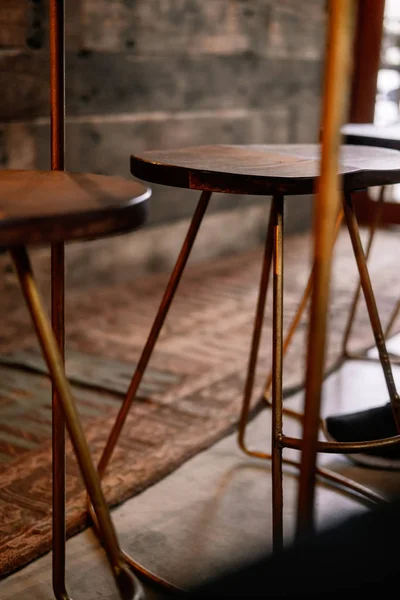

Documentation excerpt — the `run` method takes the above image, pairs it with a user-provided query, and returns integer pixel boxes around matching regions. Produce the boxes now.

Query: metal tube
[49,0,66,172]
[341,186,385,357]
[296,0,356,539]
[236,445,384,505]
[283,433,400,453]
[237,199,275,451]
[49,1,67,597]
[263,208,343,406]
[271,193,284,551]
[384,297,400,339]
[97,191,212,477]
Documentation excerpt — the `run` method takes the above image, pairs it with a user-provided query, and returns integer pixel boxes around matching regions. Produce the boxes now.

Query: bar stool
[89,143,400,588]
[0,170,150,599]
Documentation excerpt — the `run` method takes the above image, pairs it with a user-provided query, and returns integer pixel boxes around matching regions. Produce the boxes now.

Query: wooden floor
[1,337,400,599]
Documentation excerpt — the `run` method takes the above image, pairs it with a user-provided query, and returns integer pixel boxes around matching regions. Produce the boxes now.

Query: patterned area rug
[0,228,399,577]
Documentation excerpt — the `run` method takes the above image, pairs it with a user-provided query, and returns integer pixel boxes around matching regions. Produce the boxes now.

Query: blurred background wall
[0,1,326,274]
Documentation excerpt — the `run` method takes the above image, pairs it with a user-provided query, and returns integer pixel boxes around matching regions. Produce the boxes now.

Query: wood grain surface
[131,144,400,195]
[0,170,150,246]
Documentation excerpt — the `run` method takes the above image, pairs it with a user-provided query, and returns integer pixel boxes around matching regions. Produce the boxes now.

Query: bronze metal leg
[235,193,284,548]
[51,246,67,600]
[237,199,275,453]
[263,209,343,424]
[89,191,211,592]
[10,247,142,600]
[271,194,284,551]
[49,1,67,597]
[342,191,400,429]
[97,190,211,479]
[265,268,311,404]
[296,0,355,538]
[341,186,385,359]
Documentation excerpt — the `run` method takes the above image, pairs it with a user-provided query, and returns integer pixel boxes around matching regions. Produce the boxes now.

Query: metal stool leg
[341,186,385,359]
[51,245,67,600]
[90,191,211,592]
[237,198,275,453]
[342,191,400,430]
[297,0,355,537]
[48,0,68,594]
[97,190,211,479]
[236,193,285,550]
[263,209,343,424]
[271,193,284,551]
[235,194,284,549]
[10,246,142,600]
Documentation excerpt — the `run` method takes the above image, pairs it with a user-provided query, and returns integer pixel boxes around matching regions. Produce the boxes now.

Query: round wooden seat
[0,170,150,247]
[130,144,400,196]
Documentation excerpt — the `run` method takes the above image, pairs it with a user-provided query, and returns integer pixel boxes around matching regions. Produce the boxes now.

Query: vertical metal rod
[50,0,66,172]
[341,186,385,357]
[237,199,275,451]
[343,192,400,428]
[49,1,67,598]
[97,191,212,478]
[271,194,284,551]
[263,209,344,403]
[296,0,355,539]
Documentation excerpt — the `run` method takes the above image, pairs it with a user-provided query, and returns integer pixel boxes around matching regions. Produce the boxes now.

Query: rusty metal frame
[90,0,398,580]
[85,0,398,587]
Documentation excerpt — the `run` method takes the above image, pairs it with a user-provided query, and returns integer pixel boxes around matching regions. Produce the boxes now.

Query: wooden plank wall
[0,0,326,232]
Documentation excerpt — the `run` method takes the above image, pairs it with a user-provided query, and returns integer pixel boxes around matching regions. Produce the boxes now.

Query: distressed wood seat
[85,140,400,576]
[0,170,150,246]
[130,143,400,195]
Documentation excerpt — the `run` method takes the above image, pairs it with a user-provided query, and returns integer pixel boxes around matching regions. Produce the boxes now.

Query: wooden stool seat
[0,170,150,247]
[131,144,400,195]
[343,123,400,150]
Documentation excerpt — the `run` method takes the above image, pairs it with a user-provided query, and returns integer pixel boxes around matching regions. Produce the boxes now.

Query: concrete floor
[1,338,400,599]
